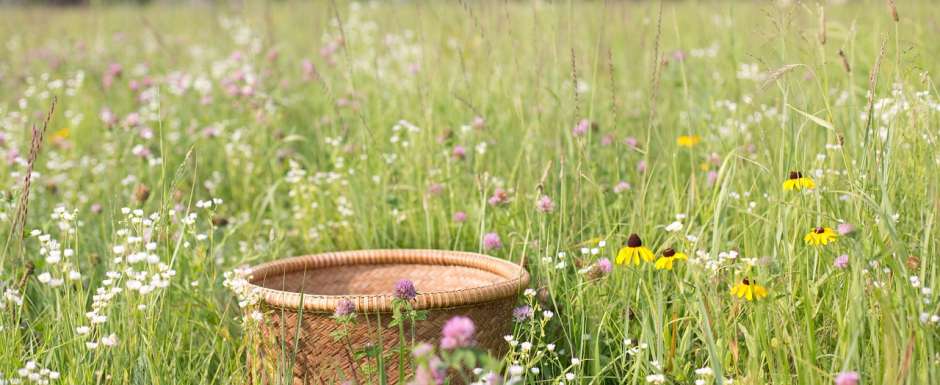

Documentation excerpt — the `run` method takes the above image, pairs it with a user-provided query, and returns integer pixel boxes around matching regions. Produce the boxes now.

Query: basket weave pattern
[246,249,529,384]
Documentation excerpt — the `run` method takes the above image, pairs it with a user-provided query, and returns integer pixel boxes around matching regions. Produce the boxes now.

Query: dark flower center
[815,227,825,234]
[742,278,750,285]
[662,248,676,257]
[627,233,642,248]
[788,171,802,180]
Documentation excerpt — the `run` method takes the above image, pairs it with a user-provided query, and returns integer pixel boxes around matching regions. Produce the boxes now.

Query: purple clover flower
[394,279,417,301]
[440,316,476,350]
[483,232,502,251]
[512,305,534,322]
[334,298,356,317]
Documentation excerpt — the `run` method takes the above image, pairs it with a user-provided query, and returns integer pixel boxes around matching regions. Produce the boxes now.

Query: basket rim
[245,249,530,313]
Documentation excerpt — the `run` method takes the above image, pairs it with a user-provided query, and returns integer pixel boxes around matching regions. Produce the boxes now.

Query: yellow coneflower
[804,226,837,246]
[782,171,816,191]
[729,278,768,301]
[654,248,688,270]
[616,233,655,266]
[677,135,701,148]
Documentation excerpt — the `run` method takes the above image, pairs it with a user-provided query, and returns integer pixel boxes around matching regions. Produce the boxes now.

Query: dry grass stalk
[607,48,618,124]
[818,6,826,45]
[887,0,899,23]
[838,49,851,73]
[647,2,664,128]
[865,38,887,135]
[570,48,581,118]
[759,64,805,91]
[6,97,56,262]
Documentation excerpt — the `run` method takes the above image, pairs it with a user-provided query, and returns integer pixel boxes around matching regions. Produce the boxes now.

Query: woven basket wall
[245,249,530,385]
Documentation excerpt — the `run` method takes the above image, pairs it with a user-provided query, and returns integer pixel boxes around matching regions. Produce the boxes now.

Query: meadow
[0,1,938,384]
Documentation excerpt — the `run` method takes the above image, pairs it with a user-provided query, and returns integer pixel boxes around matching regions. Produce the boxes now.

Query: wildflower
[412,354,447,385]
[834,371,860,385]
[426,183,444,196]
[394,279,417,301]
[616,234,655,266]
[782,171,816,191]
[452,145,467,160]
[730,278,768,301]
[694,367,714,377]
[587,257,613,280]
[440,316,476,349]
[472,116,486,130]
[452,211,467,223]
[334,298,356,317]
[833,254,849,269]
[706,170,719,186]
[482,372,503,385]
[654,248,688,270]
[483,232,502,250]
[664,221,683,232]
[624,136,639,148]
[51,127,70,141]
[613,181,632,193]
[512,305,534,322]
[572,119,590,136]
[646,374,666,384]
[488,188,510,206]
[413,342,434,358]
[536,195,555,213]
[101,333,119,347]
[837,223,855,236]
[677,135,701,148]
[637,160,648,173]
[805,226,838,246]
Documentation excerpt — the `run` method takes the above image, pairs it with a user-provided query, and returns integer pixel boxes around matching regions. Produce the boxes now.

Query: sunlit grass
[0,1,938,384]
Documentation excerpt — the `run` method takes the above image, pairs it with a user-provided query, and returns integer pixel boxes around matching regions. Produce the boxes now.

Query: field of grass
[1,1,939,384]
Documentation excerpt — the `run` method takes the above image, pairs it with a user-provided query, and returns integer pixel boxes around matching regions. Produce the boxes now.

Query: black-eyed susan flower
[616,234,654,266]
[654,248,688,270]
[729,278,768,301]
[782,171,815,191]
[804,226,837,246]
[677,135,701,148]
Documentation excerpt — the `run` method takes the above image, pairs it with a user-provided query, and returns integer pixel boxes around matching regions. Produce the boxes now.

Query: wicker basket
[245,249,530,385]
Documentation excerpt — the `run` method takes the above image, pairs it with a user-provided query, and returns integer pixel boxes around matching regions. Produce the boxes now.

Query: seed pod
[887,0,899,23]
[134,184,151,203]
[212,216,230,227]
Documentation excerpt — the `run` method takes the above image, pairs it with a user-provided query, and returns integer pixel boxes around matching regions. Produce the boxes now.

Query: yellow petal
[640,247,655,262]
[745,286,754,301]
[754,285,768,299]
[800,178,816,189]
[654,257,671,270]
[616,247,629,265]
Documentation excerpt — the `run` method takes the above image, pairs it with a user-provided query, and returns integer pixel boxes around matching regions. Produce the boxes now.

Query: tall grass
[0,1,938,384]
